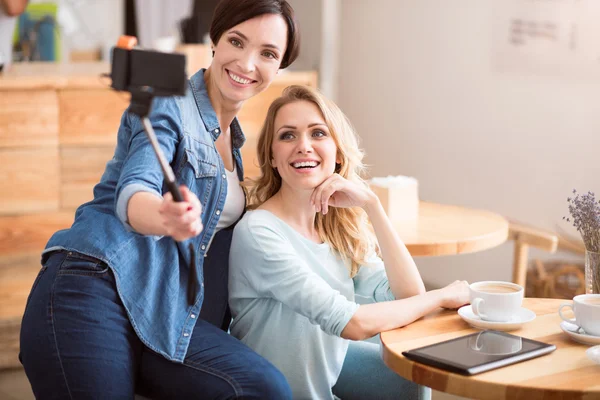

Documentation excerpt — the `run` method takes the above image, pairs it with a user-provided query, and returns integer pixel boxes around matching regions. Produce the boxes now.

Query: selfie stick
[111,36,197,306]
[140,118,184,201]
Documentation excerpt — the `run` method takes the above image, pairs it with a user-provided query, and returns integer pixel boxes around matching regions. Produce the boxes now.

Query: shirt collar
[189,69,246,149]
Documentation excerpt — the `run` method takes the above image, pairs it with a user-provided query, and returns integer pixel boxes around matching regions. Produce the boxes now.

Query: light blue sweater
[229,210,395,399]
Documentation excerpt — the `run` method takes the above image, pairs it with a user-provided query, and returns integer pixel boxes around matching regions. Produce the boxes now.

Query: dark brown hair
[209,0,300,69]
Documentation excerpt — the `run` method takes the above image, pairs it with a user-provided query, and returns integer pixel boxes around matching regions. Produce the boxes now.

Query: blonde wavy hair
[246,85,379,277]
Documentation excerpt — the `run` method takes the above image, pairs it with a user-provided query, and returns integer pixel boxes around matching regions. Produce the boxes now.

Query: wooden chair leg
[512,241,529,287]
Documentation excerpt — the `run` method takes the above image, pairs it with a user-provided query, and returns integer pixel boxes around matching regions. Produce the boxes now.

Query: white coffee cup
[469,281,524,322]
[468,331,522,355]
[559,294,600,337]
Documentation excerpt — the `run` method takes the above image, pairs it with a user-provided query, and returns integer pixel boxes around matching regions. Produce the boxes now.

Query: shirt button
[222,174,226,179]
[201,244,206,250]
[216,210,221,215]
[183,332,190,337]
[190,314,196,319]
[215,128,220,134]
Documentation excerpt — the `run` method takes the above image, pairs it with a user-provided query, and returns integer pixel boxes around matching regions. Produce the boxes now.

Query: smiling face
[210,13,288,105]
[271,100,340,192]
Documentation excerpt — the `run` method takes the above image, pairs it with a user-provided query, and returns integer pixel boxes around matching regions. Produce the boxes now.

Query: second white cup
[559,294,600,337]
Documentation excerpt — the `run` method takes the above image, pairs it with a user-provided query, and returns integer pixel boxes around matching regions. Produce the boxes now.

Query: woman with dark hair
[19,0,300,398]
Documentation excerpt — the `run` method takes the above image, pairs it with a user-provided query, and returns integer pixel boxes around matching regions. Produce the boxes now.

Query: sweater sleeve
[353,254,396,302]
[230,216,359,337]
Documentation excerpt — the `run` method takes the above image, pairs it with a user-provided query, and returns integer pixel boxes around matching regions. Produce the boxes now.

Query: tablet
[402,330,556,375]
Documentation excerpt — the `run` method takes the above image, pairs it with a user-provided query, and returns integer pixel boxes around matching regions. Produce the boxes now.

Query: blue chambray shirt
[44,69,245,362]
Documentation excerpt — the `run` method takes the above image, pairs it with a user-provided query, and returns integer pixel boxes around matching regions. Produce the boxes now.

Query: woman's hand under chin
[310,174,377,215]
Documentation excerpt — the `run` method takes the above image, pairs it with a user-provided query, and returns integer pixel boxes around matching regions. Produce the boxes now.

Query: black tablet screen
[402,330,555,375]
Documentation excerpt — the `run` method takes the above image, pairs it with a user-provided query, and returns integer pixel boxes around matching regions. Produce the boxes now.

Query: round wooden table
[381,298,600,400]
[397,202,509,257]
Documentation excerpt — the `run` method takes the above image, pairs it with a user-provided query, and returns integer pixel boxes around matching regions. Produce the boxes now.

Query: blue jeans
[333,341,431,400]
[19,251,291,400]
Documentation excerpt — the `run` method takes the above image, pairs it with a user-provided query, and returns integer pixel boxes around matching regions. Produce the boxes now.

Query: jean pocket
[57,252,109,276]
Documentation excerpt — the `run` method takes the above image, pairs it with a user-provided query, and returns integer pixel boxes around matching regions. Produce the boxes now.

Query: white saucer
[587,346,600,365]
[560,321,600,346]
[457,305,536,331]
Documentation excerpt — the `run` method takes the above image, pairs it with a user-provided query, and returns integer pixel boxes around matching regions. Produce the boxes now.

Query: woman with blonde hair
[228,85,470,399]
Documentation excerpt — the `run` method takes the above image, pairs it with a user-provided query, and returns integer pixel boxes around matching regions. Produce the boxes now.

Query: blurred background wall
[26,0,124,61]
[335,0,600,288]
[17,0,600,288]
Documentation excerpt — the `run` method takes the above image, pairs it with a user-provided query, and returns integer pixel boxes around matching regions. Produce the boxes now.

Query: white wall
[287,0,322,72]
[134,0,192,49]
[288,0,342,98]
[337,0,600,288]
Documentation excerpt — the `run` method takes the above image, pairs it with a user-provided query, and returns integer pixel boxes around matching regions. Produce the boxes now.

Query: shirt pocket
[176,142,219,206]
[178,137,219,179]
[185,148,218,178]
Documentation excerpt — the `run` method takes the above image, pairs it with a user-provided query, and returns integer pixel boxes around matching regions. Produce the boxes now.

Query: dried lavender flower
[565,189,600,293]
[565,189,600,253]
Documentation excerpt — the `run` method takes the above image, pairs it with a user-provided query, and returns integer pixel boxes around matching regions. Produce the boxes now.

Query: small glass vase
[585,250,600,294]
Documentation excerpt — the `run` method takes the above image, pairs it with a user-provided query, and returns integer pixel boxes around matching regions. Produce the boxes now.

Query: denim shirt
[44,69,245,362]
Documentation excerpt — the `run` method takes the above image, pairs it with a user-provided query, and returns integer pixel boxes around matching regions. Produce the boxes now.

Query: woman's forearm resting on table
[364,195,426,299]
[341,289,445,341]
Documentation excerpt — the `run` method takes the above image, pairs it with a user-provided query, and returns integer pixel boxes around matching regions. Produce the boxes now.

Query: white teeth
[292,161,319,168]
[228,71,252,84]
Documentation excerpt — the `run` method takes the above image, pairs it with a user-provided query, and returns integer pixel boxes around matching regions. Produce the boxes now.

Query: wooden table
[397,202,509,257]
[381,298,600,400]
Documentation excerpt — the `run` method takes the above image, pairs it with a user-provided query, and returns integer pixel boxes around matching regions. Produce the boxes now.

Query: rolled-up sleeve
[114,97,182,231]
[353,254,395,303]
[231,219,360,337]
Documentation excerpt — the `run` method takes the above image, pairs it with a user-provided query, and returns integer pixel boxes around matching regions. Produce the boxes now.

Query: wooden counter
[0,61,317,247]
[0,61,318,90]
[0,62,317,368]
